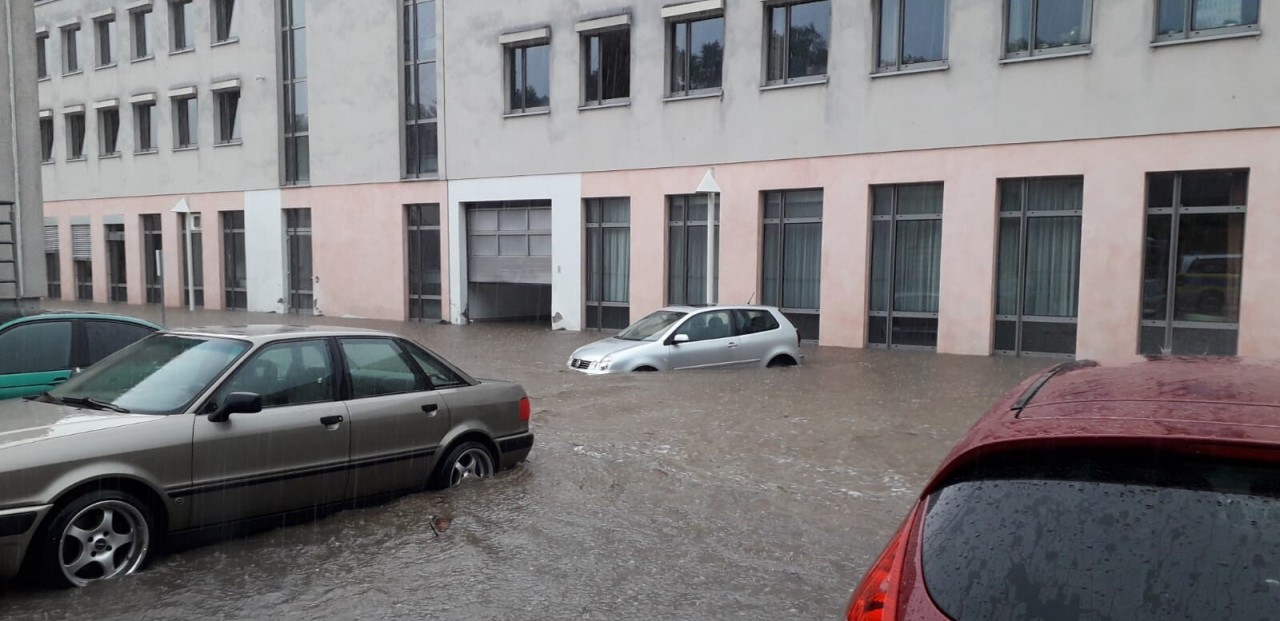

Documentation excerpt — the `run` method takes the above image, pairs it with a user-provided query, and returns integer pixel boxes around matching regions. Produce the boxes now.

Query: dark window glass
[667,195,717,306]
[174,97,197,148]
[735,310,780,335]
[143,214,164,305]
[63,27,80,73]
[766,1,829,83]
[402,0,436,177]
[341,339,426,399]
[407,204,441,320]
[217,340,333,408]
[84,321,154,366]
[583,28,630,104]
[674,310,734,343]
[171,0,193,50]
[0,322,72,374]
[924,449,1280,621]
[99,108,120,155]
[36,34,48,78]
[1158,0,1258,38]
[670,16,724,95]
[585,198,630,330]
[66,113,86,159]
[96,17,116,66]
[508,43,550,112]
[214,0,237,42]
[403,342,468,389]
[222,211,247,310]
[869,184,941,348]
[216,90,241,143]
[762,190,821,341]
[40,118,53,162]
[878,0,947,71]
[131,9,151,58]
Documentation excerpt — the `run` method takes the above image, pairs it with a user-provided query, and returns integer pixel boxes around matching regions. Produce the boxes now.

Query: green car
[0,312,161,400]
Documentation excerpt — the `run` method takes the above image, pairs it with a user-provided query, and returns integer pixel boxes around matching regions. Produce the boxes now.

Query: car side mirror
[671,334,690,345]
[208,392,263,423]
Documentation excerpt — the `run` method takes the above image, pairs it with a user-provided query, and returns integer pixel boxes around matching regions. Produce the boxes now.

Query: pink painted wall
[582,128,1280,359]
[282,181,449,320]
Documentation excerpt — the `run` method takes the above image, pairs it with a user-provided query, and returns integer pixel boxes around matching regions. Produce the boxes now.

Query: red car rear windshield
[922,447,1280,621]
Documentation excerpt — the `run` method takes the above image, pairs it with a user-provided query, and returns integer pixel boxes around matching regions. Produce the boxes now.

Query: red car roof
[924,357,1280,493]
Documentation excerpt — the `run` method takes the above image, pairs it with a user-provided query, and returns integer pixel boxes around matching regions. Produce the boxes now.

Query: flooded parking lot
[1,304,1049,620]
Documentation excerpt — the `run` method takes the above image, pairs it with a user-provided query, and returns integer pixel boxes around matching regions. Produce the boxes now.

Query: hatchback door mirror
[671,334,690,345]
[208,392,263,423]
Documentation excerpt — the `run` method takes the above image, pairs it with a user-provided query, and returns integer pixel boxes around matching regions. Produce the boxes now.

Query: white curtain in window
[894,220,941,313]
[1023,217,1081,317]
[782,222,822,310]
[602,227,629,303]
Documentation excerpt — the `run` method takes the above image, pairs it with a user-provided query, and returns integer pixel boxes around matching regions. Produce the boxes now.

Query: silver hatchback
[568,305,804,374]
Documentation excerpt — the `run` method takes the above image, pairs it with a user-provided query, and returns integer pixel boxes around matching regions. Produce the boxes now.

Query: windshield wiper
[24,392,65,405]
[61,396,131,413]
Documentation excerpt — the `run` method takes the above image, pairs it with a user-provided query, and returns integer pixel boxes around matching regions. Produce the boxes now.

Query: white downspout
[5,0,25,298]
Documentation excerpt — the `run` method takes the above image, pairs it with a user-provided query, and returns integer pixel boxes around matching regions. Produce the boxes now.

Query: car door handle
[320,415,344,426]
[421,403,439,416]
[50,376,69,385]
[727,342,739,349]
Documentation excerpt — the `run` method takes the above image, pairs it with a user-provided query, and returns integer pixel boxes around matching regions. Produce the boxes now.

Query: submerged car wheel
[431,441,495,490]
[37,490,154,588]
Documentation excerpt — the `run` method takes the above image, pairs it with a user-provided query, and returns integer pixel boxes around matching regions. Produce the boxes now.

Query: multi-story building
[32,0,1280,360]
[2,0,46,310]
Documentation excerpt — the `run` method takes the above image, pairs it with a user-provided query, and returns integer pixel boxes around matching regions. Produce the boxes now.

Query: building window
[170,0,193,52]
[669,13,724,96]
[45,224,61,299]
[172,94,197,148]
[1141,170,1247,356]
[667,194,719,306]
[95,15,117,67]
[995,178,1083,357]
[765,0,830,84]
[134,101,157,152]
[506,42,550,114]
[106,223,128,303]
[221,211,247,309]
[180,214,204,308]
[581,26,630,106]
[215,88,241,144]
[1005,0,1092,58]
[62,24,81,74]
[98,107,120,156]
[39,117,54,162]
[869,183,943,349]
[406,204,442,321]
[142,214,163,304]
[403,0,437,177]
[131,6,152,59]
[876,0,949,73]
[284,208,314,314]
[66,112,86,160]
[585,198,631,330]
[71,224,93,301]
[214,0,238,43]
[36,33,49,79]
[762,189,823,341]
[282,0,309,184]
[1156,0,1259,41]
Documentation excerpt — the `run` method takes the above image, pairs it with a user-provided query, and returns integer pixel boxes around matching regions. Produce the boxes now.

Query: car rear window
[922,448,1280,621]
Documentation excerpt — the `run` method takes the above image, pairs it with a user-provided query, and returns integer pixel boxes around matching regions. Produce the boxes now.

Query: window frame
[212,0,238,44]
[36,32,49,79]
[1154,0,1261,42]
[504,40,551,115]
[398,339,473,390]
[133,100,158,153]
[0,320,74,375]
[584,198,632,331]
[667,194,720,306]
[172,94,198,149]
[1002,0,1093,60]
[868,183,944,351]
[763,0,831,86]
[214,87,242,144]
[401,0,439,179]
[761,189,823,342]
[94,14,117,68]
[130,6,153,60]
[169,0,194,53]
[993,177,1084,358]
[210,337,340,410]
[667,11,726,98]
[39,116,54,163]
[65,111,87,161]
[61,24,82,75]
[221,210,247,310]
[337,337,432,399]
[874,0,950,75]
[406,204,442,321]
[672,308,736,344]
[98,106,121,156]
[579,24,632,108]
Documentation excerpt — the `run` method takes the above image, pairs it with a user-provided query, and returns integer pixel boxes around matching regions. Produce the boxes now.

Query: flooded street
[1,304,1049,620]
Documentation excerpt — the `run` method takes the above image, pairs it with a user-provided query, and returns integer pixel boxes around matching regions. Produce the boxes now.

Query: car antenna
[746,291,756,305]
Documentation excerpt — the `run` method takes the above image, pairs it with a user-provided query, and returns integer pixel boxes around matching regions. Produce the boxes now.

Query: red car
[846,358,1280,621]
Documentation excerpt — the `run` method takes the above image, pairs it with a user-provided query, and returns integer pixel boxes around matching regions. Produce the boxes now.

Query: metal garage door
[467,201,552,284]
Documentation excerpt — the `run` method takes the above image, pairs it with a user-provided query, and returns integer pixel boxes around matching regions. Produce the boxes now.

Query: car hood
[571,338,653,361]
[0,399,163,451]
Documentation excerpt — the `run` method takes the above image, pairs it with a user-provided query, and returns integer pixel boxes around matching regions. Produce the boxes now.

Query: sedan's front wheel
[35,490,154,588]
[430,441,495,490]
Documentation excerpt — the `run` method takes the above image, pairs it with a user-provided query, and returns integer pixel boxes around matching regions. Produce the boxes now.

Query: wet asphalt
[0,303,1049,620]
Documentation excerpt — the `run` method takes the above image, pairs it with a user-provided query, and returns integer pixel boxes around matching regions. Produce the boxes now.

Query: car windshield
[922,448,1280,621]
[48,334,250,415]
[615,310,687,341]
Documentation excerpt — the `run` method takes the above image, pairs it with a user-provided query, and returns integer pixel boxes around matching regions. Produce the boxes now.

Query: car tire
[33,489,155,589]
[767,355,797,368]
[429,441,496,491]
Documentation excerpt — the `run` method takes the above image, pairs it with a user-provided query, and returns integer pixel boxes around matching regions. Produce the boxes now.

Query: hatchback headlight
[598,356,614,370]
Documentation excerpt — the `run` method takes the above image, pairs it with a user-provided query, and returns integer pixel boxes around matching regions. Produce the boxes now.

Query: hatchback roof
[0,310,162,330]
[928,357,1280,490]
[165,324,390,341]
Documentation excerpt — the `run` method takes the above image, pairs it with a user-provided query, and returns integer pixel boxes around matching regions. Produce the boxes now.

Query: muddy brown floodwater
[1,303,1049,620]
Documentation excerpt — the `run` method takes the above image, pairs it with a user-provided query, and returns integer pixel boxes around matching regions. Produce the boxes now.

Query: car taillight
[519,397,531,422]
[846,516,913,621]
